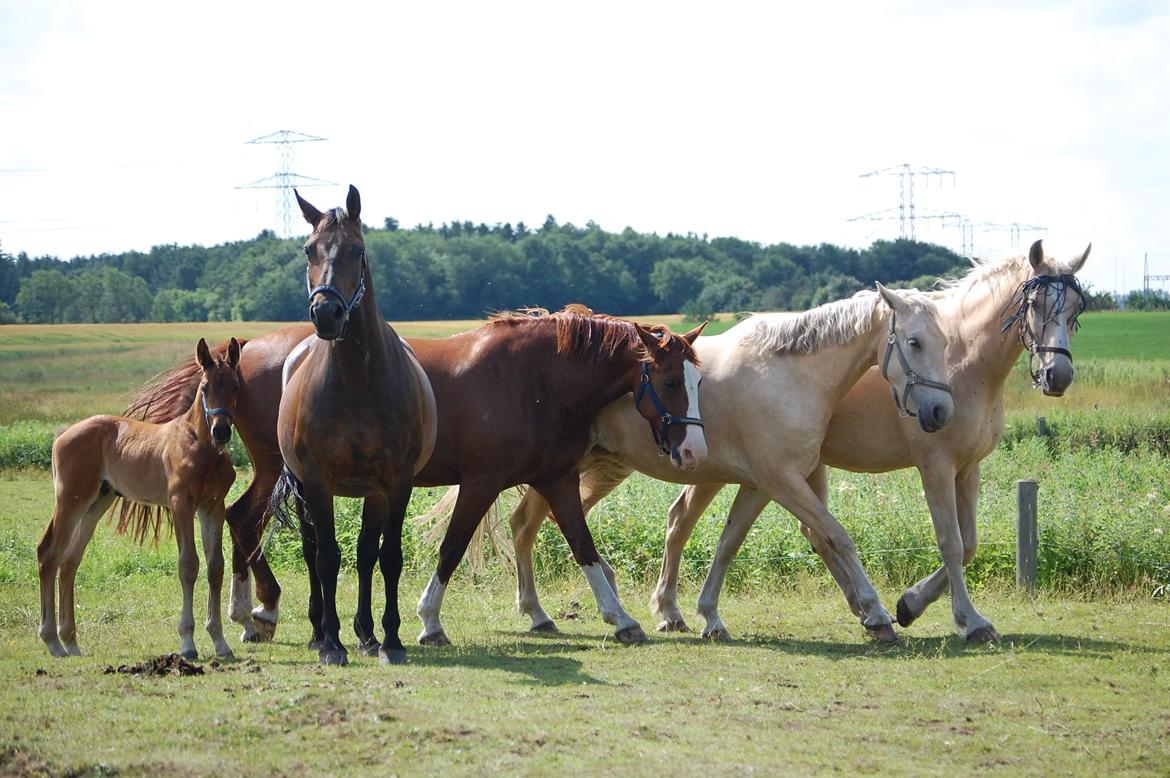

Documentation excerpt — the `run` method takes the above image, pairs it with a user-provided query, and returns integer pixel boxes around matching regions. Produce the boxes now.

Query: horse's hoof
[379,647,407,665]
[45,641,69,659]
[250,614,277,642]
[216,648,235,660]
[866,623,902,644]
[318,648,348,666]
[702,626,733,641]
[895,595,919,628]
[615,625,648,645]
[357,640,381,658]
[180,648,199,661]
[307,637,326,651]
[64,644,83,657]
[966,625,1001,644]
[530,620,559,634]
[418,630,451,647]
[657,618,691,633]
[240,627,261,643]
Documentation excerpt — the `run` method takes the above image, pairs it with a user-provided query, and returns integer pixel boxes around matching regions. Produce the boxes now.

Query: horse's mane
[738,291,882,355]
[489,305,698,364]
[932,252,1031,298]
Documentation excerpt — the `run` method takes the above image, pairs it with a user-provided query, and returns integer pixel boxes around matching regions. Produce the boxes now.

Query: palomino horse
[38,338,242,659]
[272,186,437,666]
[505,284,955,641]
[653,239,1089,642]
[131,315,705,649]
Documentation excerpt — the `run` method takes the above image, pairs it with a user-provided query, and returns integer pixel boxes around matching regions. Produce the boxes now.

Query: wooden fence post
[1016,479,1039,590]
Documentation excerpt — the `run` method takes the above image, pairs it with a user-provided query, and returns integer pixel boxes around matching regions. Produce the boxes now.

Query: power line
[237,130,333,238]
[849,163,958,240]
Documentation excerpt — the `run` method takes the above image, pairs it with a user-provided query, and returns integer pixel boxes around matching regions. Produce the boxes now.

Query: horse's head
[296,185,368,341]
[1003,239,1090,397]
[876,283,954,433]
[195,337,241,447]
[633,322,708,470]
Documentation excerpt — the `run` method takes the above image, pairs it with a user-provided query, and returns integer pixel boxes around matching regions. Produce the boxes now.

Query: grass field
[1,313,1168,775]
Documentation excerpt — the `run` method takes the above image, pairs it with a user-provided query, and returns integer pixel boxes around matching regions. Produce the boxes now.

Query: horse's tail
[269,465,307,533]
[414,486,517,574]
[124,338,250,422]
[111,499,171,547]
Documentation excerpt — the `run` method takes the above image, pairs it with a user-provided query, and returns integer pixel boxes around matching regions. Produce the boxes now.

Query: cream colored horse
[520,239,1088,643]
[37,338,241,659]
[507,284,956,641]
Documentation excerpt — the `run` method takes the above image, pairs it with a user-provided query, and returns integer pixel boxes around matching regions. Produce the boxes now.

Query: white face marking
[674,360,708,469]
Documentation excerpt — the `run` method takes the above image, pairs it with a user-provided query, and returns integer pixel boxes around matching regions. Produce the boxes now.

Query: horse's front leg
[378,473,413,665]
[297,501,326,653]
[225,473,281,642]
[172,500,200,659]
[800,464,863,617]
[510,487,557,632]
[532,469,646,644]
[694,484,771,640]
[650,482,722,632]
[303,483,346,665]
[353,496,384,657]
[199,504,234,658]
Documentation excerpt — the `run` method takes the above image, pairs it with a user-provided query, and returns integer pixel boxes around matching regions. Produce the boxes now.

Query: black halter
[306,251,368,339]
[634,362,704,457]
[880,310,953,418]
[1001,274,1084,387]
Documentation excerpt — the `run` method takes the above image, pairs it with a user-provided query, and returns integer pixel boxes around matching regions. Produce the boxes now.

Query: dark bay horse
[130,309,705,651]
[39,338,241,659]
[274,186,437,665]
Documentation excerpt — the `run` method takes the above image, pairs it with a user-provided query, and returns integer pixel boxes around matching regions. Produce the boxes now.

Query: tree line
[0,217,1134,324]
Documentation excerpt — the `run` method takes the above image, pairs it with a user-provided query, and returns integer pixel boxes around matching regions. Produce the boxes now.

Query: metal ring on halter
[306,253,368,338]
[880,310,953,418]
[634,362,704,457]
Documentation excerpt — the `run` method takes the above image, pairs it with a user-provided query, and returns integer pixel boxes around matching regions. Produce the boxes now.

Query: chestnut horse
[504,284,955,641]
[272,186,437,666]
[131,313,706,651]
[38,338,241,659]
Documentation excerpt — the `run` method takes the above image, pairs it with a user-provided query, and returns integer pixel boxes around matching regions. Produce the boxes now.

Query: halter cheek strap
[880,310,953,418]
[201,392,235,432]
[634,362,704,457]
[1001,274,1083,388]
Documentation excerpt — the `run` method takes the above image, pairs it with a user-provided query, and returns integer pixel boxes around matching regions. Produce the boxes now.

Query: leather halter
[306,251,368,339]
[634,361,704,457]
[1001,273,1084,387]
[880,310,953,418]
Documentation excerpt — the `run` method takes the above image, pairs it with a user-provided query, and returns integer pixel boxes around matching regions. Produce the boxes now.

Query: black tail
[268,465,308,532]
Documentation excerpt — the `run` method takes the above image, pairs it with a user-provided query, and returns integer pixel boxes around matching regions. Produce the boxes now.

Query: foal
[37,338,241,659]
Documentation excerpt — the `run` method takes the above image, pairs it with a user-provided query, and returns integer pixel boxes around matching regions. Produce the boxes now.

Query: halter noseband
[634,361,704,457]
[306,250,368,339]
[1001,274,1083,387]
[880,310,953,418]
[201,391,235,433]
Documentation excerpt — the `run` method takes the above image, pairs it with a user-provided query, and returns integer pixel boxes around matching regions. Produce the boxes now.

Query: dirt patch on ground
[103,653,205,677]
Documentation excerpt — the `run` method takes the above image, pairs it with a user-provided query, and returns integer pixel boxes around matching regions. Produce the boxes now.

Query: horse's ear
[227,338,241,368]
[1068,242,1091,273]
[346,185,361,223]
[875,282,910,317]
[635,324,661,353]
[196,338,214,371]
[295,189,323,227]
[682,321,708,343]
[1028,239,1045,270]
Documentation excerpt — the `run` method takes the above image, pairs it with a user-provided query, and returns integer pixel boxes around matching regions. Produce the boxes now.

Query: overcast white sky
[2,0,1168,294]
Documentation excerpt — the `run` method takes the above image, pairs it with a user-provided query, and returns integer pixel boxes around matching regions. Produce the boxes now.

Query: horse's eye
[664,379,680,390]
[351,244,363,256]
[303,246,313,258]
[907,337,920,349]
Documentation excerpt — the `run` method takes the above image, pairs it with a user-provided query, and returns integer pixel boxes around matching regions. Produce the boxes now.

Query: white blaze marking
[676,360,708,467]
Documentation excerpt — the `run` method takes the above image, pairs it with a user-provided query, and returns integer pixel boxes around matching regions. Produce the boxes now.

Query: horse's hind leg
[510,487,556,631]
[378,474,413,665]
[299,510,326,651]
[650,482,722,632]
[226,475,281,642]
[172,504,200,659]
[200,506,234,658]
[533,469,646,645]
[56,491,114,656]
[353,497,384,656]
[38,500,84,658]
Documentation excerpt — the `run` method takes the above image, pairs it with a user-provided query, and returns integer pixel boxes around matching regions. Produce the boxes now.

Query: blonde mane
[738,291,881,355]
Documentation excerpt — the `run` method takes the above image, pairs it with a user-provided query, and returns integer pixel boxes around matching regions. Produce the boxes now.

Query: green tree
[16,269,75,323]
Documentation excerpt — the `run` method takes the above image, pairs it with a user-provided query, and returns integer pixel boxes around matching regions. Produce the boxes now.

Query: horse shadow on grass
[680,629,1170,661]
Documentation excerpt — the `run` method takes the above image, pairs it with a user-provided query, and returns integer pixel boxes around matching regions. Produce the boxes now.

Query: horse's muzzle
[915,395,954,433]
[310,299,346,340]
[212,424,233,445]
[1041,360,1075,397]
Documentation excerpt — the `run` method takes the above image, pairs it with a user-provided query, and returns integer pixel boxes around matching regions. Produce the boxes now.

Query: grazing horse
[37,338,242,659]
[273,186,437,666]
[129,309,706,649]
[505,284,956,641]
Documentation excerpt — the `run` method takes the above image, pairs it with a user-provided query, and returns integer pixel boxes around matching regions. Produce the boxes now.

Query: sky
[2,0,1168,295]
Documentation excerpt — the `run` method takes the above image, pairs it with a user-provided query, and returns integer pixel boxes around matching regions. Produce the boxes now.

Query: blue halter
[633,362,704,457]
[201,391,235,432]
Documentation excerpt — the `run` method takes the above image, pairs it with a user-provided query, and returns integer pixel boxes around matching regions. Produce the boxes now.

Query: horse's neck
[558,346,641,420]
[944,268,1026,391]
[321,297,402,375]
[179,387,213,447]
